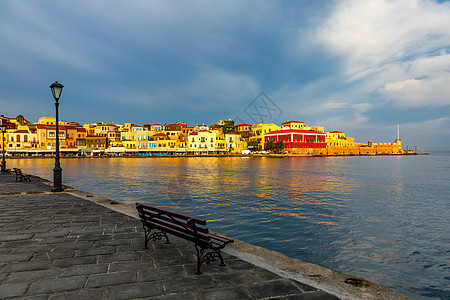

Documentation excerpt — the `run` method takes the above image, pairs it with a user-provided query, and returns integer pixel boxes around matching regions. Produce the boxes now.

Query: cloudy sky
[1,0,449,150]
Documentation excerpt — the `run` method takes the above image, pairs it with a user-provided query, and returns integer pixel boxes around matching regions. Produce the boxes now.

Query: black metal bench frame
[136,203,233,274]
[1,167,11,175]
[14,168,31,182]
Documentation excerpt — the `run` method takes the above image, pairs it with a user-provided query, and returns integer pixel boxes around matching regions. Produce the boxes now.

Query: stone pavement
[0,173,341,300]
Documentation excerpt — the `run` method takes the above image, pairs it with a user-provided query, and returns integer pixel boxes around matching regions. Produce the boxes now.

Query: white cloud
[317,0,450,79]
[316,0,450,108]
[380,53,450,107]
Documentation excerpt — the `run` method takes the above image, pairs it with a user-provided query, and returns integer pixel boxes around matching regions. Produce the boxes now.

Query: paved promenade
[0,173,342,299]
[0,172,413,299]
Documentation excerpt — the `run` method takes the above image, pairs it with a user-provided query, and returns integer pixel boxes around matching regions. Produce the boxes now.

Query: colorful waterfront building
[250,123,281,150]
[152,132,169,141]
[36,124,67,150]
[6,128,38,151]
[63,125,78,149]
[76,127,87,148]
[281,120,307,130]
[225,132,247,153]
[326,131,356,147]
[83,124,96,136]
[188,130,220,154]
[264,129,327,154]
[164,122,187,140]
[121,125,148,143]
[86,135,107,152]
[37,117,56,125]
[151,124,163,131]
[235,123,252,140]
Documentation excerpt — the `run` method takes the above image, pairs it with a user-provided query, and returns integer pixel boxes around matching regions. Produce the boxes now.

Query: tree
[247,141,261,151]
[264,140,274,151]
[16,115,25,125]
[274,141,284,152]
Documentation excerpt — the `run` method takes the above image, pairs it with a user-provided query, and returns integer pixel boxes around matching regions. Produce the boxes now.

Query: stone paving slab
[0,173,341,299]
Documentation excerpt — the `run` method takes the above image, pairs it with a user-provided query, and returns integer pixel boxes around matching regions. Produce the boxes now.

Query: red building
[264,129,326,153]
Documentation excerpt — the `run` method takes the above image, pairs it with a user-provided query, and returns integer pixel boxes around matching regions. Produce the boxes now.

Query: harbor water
[12,153,450,299]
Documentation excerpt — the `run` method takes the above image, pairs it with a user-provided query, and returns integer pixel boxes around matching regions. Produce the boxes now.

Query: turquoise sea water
[13,153,450,299]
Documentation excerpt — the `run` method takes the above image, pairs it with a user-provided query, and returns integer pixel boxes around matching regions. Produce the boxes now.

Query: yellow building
[326,131,354,147]
[156,139,177,149]
[5,127,38,151]
[38,117,67,126]
[36,124,66,150]
[37,117,56,125]
[121,125,149,144]
[224,133,247,153]
[83,124,96,135]
[122,140,137,149]
[250,123,280,149]
[188,130,218,153]
[307,125,325,133]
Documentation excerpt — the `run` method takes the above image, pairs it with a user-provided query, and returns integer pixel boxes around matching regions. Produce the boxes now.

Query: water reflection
[11,155,450,299]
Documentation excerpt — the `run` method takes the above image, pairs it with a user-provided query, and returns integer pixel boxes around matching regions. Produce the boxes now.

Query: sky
[1,0,449,151]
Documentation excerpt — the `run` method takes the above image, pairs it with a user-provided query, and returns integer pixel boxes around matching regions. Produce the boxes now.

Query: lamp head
[50,81,64,102]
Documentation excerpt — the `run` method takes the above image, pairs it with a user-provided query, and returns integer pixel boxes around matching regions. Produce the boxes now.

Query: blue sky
[1,0,449,151]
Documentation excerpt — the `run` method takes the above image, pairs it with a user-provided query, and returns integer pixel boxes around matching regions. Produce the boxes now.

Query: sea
[11,152,450,299]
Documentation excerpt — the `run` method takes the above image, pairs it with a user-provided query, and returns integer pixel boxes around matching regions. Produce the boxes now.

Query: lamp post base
[52,166,64,192]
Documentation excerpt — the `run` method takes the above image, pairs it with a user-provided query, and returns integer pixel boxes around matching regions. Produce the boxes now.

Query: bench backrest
[136,203,212,247]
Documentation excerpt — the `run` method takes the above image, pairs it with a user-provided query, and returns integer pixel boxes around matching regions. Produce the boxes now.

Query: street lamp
[50,81,64,192]
[1,124,6,174]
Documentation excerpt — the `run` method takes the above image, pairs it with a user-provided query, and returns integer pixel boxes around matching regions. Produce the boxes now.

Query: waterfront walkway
[0,173,340,299]
[0,173,412,299]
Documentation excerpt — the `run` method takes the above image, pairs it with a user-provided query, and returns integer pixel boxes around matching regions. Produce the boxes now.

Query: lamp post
[1,124,6,174]
[50,81,64,192]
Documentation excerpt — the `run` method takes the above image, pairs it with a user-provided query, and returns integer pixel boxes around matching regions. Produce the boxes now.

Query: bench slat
[139,210,209,234]
[209,234,232,243]
[137,203,206,225]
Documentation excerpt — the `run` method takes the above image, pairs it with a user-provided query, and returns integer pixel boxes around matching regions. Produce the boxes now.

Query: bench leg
[217,249,225,266]
[143,226,170,249]
[194,245,226,275]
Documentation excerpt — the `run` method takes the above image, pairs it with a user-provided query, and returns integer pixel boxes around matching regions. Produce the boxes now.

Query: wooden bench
[136,203,234,274]
[14,168,31,182]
